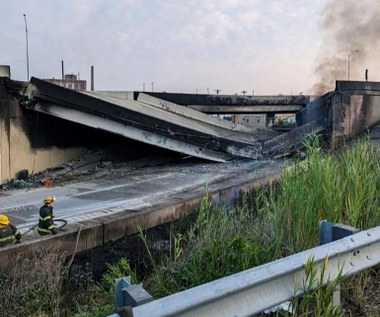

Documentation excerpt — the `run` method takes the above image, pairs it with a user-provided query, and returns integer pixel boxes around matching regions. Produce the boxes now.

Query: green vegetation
[2,134,380,316]
[280,256,345,317]
[142,193,278,297]
[273,134,380,253]
[74,258,137,317]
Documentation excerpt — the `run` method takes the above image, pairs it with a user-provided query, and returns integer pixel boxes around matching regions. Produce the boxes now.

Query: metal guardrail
[123,225,380,317]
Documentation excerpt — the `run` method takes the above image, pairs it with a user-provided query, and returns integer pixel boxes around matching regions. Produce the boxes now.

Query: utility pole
[91,65,94,91]
[61,60,65,79]
[23,14,30,81]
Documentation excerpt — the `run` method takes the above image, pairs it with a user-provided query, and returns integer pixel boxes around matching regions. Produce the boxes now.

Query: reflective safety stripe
[0,236,12,242]
[37,227,52,233]
[39,215,52,221]
[15,229,20,236]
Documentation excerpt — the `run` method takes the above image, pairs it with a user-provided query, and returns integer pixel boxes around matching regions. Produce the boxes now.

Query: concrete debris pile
[1,177,42,191]
[0,148,190,190]
[0,149,107,190]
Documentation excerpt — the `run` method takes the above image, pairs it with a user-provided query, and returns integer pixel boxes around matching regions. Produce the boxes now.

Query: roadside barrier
[108,222,380,317]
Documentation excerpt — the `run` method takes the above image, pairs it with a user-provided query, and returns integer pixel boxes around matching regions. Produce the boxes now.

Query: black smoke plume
[312,0,380,94]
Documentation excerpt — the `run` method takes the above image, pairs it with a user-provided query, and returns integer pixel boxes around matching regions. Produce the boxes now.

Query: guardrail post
[319,220,333,245]
[108,276,154,317]
[319,220,360,307]
[115,277,132,309]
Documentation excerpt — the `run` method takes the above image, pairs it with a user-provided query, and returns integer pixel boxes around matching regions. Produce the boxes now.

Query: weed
[277,256,344,317]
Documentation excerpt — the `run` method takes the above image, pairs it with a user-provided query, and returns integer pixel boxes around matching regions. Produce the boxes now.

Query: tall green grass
[268,134,380,253]
[143,192,279,297]
[278,256,345,317]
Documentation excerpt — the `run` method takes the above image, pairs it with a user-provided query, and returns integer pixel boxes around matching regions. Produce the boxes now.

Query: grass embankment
[2,135,380,316]
[137,135,380,316]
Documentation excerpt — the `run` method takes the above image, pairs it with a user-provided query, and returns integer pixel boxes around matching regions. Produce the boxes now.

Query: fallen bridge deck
[20,77,279,162]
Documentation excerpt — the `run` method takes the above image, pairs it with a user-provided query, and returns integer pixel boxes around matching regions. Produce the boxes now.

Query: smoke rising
[312,0,380,95]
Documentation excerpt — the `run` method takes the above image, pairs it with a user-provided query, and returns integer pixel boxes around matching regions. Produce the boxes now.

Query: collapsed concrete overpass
[2,75,380,184]
[6,77,318,163]
[12,77,292,162]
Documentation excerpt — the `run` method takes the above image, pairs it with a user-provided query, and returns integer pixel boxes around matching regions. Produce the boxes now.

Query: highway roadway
[0,158,285,236]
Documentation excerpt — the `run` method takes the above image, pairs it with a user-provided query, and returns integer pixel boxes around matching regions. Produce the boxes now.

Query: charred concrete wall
[296,81,380,149]
[331,93,380,148]
[0,78,87,183]
[330,81,380,148]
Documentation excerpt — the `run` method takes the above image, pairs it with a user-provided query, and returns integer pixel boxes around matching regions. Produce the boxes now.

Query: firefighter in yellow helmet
[37,195,58,235]
[0,214,21,246]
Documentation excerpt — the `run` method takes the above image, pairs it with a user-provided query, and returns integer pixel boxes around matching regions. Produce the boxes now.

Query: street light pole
[23,14,30,81]
[347,50,359,81]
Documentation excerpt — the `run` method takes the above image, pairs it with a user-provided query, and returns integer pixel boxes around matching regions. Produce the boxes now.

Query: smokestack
[61,60,64,80]
[91,65,94,91]
[0,65,11,78]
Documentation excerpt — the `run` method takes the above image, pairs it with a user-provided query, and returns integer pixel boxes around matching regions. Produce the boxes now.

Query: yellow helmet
[43,195,56,204]
[0,214,9,225]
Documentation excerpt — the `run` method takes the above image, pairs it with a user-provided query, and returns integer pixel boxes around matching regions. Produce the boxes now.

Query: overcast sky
[2,0,331,95]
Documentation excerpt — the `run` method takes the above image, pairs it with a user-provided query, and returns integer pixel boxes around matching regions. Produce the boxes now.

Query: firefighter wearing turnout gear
[0,214,21,246]
[37,195,58,235]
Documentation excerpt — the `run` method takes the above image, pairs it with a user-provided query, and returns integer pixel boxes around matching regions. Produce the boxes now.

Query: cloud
[1,0,328,94]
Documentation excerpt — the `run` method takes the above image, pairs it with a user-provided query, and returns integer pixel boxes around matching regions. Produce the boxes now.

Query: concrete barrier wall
[298,81,380,149]
[331,93,380,148]
[348,95,380,134]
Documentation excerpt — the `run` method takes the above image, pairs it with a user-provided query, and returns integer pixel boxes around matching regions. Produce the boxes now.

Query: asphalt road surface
[0,157,285,234]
